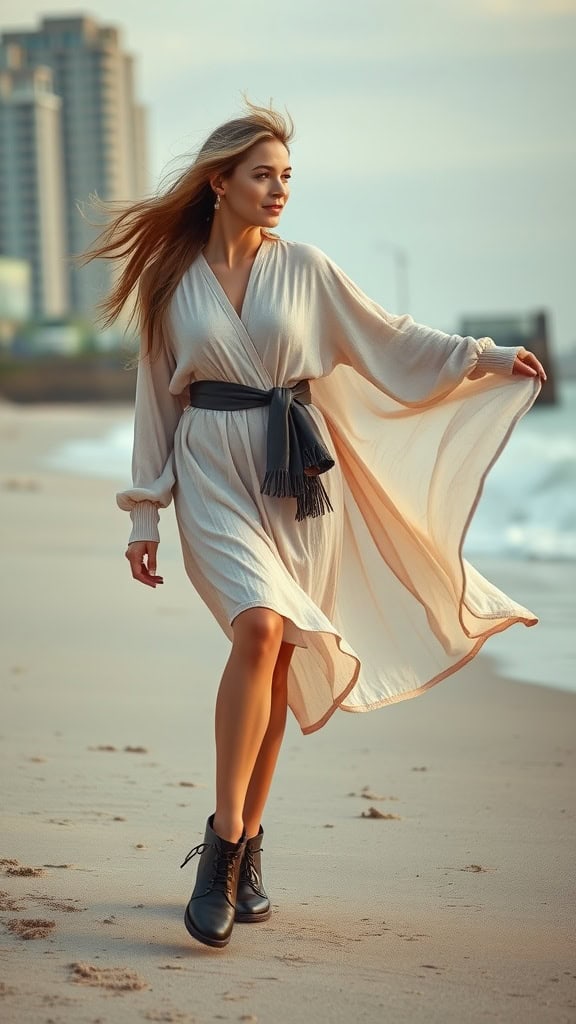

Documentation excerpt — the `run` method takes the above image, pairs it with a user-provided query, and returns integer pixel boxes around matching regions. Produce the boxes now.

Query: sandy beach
[1,401,575,1024]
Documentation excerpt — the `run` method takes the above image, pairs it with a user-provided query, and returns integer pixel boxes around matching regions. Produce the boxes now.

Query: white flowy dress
[117,238,539,734]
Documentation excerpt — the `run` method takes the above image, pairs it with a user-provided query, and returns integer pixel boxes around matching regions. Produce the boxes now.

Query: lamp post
[376,240,411,314]
[394,246,410,314]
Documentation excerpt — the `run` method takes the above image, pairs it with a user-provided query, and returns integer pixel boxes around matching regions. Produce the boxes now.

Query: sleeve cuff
[127,501,160,544]
[474,342,520,377]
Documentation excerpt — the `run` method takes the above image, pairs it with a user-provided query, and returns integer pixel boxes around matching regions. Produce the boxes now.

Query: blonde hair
[78,100,294,360]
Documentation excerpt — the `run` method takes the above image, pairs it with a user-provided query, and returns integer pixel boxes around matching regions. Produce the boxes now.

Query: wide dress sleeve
[116,337,183,544]
[305,246,520,398]
[302,245,540,715]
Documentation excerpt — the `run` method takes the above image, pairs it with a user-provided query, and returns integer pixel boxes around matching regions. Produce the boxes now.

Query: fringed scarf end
[261,468,294,498]
[301,443,335,474]
[295,476,334,521]
[261,469,334,521]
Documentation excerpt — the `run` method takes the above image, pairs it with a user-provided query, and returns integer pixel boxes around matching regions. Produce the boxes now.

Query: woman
[82,102,545,950]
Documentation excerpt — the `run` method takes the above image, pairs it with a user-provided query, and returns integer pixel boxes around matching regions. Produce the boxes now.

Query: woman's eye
[254,173,291,181]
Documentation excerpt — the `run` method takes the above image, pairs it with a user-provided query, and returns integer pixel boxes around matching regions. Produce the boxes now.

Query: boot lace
[241,844,266,895]
[180,841,240,897]
[213,848,239,894]
[180,842,209,870]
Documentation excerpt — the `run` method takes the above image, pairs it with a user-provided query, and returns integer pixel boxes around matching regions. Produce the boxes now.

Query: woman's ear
[209,174,225,196]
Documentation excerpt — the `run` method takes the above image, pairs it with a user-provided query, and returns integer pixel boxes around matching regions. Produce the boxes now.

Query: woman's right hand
[512,347,547,381]
[125,541,164,588]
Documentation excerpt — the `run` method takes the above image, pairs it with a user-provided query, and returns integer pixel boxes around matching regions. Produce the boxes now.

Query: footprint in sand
[348,787,399,801]
[0,858,46,878]
[142,1012,194,1022]
[4,918,55,940]
[0,891,27,912]
[69,962,149,992]
[39,993,79,1008]
[359,807,402,820]
[32,894,86,913]
[7,866,46,877]
[274,953,314,965]
[88,744,149,754]
[440,864,492,873]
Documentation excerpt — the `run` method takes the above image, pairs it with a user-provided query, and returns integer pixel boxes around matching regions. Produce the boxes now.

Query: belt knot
[188,378,335,521]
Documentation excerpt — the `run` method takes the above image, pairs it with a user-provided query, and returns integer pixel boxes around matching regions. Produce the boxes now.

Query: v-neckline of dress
[199,236,269,329]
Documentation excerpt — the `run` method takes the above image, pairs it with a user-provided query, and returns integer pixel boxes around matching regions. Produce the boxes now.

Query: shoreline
[1,400,575,1023]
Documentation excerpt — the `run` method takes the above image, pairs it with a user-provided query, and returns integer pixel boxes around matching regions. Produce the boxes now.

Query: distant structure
[0,60,68,318]
[461,311,556,405]
[0,15,148,323]
[0,256,31,346]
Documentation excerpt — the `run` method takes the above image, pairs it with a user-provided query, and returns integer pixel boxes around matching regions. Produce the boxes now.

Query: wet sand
[1,402,575,1023]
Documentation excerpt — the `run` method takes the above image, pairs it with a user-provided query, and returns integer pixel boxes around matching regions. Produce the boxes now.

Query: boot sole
[184,904,232,948]
[234,907,272,923]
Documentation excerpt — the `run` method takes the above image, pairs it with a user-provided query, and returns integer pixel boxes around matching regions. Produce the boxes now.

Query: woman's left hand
[512,347,547,381]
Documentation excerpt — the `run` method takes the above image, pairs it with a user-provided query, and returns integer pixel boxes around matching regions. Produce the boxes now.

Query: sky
[2,0,576,351]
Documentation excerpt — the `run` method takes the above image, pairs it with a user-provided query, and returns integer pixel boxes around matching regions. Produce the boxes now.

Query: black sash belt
[188,379,335,522]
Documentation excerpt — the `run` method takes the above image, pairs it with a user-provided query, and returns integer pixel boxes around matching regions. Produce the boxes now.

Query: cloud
[481,0,576,14]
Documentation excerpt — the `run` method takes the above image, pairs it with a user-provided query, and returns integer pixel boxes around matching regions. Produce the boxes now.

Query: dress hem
[227,599,536,736]
[228,600,362,736]
[337,610,536,719]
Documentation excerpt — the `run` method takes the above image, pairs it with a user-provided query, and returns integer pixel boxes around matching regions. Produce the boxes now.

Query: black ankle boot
[234,825,271,923]
[181,815,246,948]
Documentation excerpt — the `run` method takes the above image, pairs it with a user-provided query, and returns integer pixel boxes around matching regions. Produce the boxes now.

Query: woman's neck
[203,221,264,269]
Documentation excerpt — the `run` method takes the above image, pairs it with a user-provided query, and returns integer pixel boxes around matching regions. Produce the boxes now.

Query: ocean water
[464,379,576,562]
[46,420,136,482]
[46,379,576,564]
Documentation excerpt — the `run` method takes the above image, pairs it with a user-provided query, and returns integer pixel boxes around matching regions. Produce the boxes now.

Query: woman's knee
[232,607,285,662]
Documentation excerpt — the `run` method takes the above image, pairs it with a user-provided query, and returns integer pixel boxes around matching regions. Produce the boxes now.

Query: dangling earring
[214,192,221,211]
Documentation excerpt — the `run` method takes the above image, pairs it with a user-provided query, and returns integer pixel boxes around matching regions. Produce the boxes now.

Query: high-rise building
[0,52,68,318]
[0,15,148,323]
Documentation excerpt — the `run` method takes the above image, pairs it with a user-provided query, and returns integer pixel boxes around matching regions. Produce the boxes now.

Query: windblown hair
[78,100,294,360]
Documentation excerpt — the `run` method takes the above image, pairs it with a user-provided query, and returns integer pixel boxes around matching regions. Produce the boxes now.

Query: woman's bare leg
[212,607,284,843]
[242,641,294,839]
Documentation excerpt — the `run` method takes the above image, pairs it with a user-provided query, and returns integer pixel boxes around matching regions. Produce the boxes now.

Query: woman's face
[217,138,291,228]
